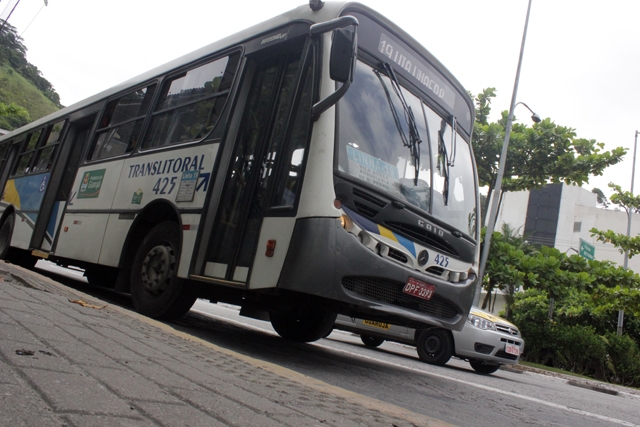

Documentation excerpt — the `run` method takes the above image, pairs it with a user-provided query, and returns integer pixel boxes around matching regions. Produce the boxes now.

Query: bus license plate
[505,343,520,356]
[363,320,390,330]
[402,278,435,300]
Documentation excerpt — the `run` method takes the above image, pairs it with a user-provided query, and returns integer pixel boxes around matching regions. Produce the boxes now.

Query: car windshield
[336,61,477,238]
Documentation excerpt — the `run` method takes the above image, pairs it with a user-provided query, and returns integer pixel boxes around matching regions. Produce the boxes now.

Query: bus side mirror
[310,16,358,120]
[330,27,356,83]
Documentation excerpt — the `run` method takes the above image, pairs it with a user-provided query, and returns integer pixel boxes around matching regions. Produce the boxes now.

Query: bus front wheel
[130,221,196,319]
[270,308,336,343]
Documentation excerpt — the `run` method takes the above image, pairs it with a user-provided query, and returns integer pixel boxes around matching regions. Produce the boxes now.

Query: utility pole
[474,0,535,306]
[619,130,639,335]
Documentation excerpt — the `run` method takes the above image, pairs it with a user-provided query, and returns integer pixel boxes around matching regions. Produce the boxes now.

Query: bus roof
[1,2,470,140]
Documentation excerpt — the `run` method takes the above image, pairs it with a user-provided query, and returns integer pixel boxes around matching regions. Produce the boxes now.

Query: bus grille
[341,276,458,319]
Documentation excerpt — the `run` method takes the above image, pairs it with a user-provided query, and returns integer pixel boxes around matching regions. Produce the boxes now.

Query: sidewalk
[0,262,450,427]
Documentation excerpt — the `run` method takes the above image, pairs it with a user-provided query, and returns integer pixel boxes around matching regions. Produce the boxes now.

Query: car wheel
[130,221,197,319]
[469,359,500,374]
[361,335,384,348]
[416,328,453,365]
[270,309,336,343]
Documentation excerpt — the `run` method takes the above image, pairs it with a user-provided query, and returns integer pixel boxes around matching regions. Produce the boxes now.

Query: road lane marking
[192,305,639,427]
[312,341,640,427]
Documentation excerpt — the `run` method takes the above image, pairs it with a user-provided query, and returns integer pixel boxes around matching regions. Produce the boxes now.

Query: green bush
[513,290,640,387]
[551,324,607,378]
[602,333,640,387]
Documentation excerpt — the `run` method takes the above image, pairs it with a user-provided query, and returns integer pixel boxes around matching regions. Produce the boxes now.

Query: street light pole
[619,130,639,335]
[474,0,535,306]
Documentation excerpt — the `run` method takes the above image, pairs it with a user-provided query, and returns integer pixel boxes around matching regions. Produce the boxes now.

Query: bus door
[30,114,96,252]
[200,43,314,286]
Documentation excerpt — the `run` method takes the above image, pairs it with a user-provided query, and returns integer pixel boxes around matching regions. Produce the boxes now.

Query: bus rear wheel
[0,214,15,259]
[270,308,336,343]
[130,221,196,319]
[0,214,36,269]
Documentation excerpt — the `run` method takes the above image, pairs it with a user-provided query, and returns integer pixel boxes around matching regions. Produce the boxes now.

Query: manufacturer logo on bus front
[418,219,444,237]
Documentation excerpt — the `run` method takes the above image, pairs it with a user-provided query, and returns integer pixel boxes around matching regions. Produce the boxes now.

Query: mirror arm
[312,79,350,120]
[310,15,358,36]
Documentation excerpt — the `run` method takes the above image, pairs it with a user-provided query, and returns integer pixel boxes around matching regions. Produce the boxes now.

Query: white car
[333,308,524,374]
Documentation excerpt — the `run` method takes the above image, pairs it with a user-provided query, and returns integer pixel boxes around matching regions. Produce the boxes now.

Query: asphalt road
[35,261,640,427]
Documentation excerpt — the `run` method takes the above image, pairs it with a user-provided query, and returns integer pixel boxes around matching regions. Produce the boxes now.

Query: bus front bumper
[276,217,476,331]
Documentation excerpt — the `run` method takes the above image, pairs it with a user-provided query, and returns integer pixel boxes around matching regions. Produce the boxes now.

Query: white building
[494,183,640,273]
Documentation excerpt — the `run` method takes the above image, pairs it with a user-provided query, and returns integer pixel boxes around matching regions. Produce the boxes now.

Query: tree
[591,183,640,257]
[0,101,30,129]
[480,223,530,314]
[592,187,610,208]
[0,20,62,108]
[472,88,626,222]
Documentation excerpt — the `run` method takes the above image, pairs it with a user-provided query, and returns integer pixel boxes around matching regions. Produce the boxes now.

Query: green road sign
[579,238,595,260]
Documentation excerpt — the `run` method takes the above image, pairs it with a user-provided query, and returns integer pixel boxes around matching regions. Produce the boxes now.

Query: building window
[573,221,582,232]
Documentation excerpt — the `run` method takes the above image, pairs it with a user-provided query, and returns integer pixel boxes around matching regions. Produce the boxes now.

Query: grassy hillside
[0,64,59,130]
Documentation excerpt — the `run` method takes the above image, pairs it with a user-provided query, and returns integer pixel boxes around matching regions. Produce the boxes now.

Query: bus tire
[130,221,196,319]
[416,328,453,366]
[270,309,337,343]
[0,214,36,269]
[0,214,15,260]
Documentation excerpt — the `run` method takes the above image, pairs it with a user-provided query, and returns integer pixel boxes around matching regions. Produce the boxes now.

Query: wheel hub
[424,335,442,354]
[140,245,175,295]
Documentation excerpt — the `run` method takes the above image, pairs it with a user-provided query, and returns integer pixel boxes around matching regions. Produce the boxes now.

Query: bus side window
[0,142,10,173]
[142,53,239,150]
[12,129,43,176]
[32,120,66,172]
[89,85,157,161]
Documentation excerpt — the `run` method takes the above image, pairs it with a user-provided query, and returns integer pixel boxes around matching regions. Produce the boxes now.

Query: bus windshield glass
[337,60,477,238]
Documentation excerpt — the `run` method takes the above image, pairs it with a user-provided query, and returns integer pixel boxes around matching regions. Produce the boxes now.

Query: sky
[3,0,640,198]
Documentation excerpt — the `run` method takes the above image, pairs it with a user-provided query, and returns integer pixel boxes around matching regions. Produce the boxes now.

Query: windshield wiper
[373,63,422,186]
[437,116,457,206]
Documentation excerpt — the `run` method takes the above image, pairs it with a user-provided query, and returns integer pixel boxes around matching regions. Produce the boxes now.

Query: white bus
[0,1,480,342]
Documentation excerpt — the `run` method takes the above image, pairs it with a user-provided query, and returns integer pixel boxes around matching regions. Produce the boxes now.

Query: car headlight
[468,314,496,330]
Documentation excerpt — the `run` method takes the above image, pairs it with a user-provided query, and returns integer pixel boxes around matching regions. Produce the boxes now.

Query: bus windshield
[337,60,477,238]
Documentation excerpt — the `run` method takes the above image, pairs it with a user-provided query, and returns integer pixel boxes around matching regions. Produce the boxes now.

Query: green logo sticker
[131,188,143,205]
[78,169,106,199]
